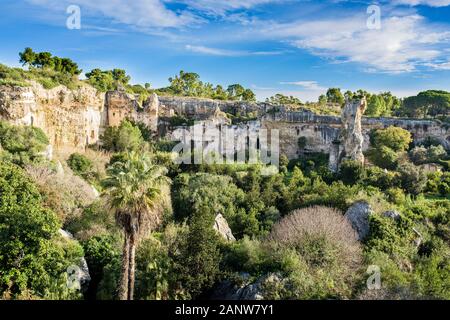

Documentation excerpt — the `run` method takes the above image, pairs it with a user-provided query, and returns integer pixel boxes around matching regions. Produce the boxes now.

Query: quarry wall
[0,82,448,162]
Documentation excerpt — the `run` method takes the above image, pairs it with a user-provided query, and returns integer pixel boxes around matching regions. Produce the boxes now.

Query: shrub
[0,121,49,166]
[339,160,366,185]
[25,163,97,224]
[410,145,447,164]
[371,126,412,152]
[0,161,83,299]
[82,235,121,300]
[397,162,427,196]
[67,153,94,177]
[100,120,144,152]
[367,146,399,170]
[267,206,363,298]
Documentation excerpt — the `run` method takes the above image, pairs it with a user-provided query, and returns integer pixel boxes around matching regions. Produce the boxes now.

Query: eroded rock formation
[329,98,367,171]
[213,214,236,242]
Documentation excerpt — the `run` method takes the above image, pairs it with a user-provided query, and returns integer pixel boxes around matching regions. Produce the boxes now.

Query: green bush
[371,126,412,152]
[100,120,144,152]
[0,121,49,166]
[339,160,366,185]
[0,161,83,299]
[67,153,94,177]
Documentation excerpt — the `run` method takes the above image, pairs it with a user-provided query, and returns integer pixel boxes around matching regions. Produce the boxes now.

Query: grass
[0,64,82,90]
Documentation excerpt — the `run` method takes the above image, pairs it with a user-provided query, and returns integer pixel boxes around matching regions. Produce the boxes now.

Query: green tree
[0,121,49,166]
[318,94,327,105]
[401,90,450,118]
[398,162,427,196]
[242,88,256,102]
[366,95,386,117]
[372,126,412,152]
[19,47,36,67]
[227,84,245,100]
[266,94,302,106]
[168,71,202,96]
[326,88,345,105]
[339,160,366,185]
[175,206,222,299]
[100,120,144,152]
[101,152,169,300]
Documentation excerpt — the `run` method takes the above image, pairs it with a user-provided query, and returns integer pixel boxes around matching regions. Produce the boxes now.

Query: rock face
[345,201,373,241]
[105,90,159,132]
[213,214,236,241]
[58,229,91,290]
[0,82,105,153]
[329,98,367,171]
[1,82,448,162]
[211,273,282,300]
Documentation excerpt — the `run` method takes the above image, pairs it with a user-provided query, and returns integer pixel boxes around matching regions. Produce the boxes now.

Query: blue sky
[0,0,449,101]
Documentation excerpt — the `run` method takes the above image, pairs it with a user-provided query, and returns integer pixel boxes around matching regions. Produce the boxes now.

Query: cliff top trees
[164,71,256,102]
[19,48,82,76]
[266,94,302,106]
[401,90,450,118]
[326,88,345,105]
[85,68,131,92]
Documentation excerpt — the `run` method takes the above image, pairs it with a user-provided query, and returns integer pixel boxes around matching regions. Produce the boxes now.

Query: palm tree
[102,151,170,300]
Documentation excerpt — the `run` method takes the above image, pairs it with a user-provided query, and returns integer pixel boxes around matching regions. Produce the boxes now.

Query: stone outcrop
[383,210,401,221]
[329,98,367,171]
[345,201,373,241]
[105,90,159,131]
[211,273,283,300]
[213,214,236,241]
[0,82,105,153]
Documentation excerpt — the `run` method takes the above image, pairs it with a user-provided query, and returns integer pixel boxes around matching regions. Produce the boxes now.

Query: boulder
[213,214,236,242]
[211,273,282,300]
[383,210,401,221]
[345,201,373,241]
[59,229,91,290]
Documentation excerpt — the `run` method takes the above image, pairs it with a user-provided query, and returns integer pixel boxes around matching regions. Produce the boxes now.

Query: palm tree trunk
[118,232,130,300]
[128,231,136,300]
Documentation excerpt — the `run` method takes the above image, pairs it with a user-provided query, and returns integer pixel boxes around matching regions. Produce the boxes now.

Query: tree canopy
[19,48,82,76]
[400,90,450,118]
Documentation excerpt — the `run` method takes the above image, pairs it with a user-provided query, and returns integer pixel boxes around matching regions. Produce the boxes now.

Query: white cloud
[423,60,450,70]
[393,0,450,7]
[263,14,450,73]
[280,81,326,91]
[185,45,285,56]
[28,0,199,28]
[176,0,283,15]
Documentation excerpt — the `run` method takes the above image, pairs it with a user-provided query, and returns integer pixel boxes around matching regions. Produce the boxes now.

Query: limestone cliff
[336,98,367,166]
[0,82,448,165]
[0,81,105,153]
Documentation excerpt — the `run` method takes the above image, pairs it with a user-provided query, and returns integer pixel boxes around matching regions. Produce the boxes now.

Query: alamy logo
[171,123,279,175]
[367,5,381,30]
[366,265,381,290]
[66,5,81,30]
[66,265,82,290]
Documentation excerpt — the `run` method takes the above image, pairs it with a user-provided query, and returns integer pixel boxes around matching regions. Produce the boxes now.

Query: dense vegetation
[0,116,448,300]
[0,50,449,300]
